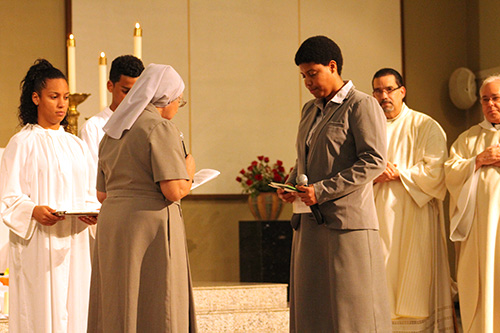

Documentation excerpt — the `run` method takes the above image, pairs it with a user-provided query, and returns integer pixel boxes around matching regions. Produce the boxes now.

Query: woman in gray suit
[278,36,392,332]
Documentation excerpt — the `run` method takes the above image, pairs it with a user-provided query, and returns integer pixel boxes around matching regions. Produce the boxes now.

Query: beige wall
[478,0,500,71]
[0,1,67,147]
[403,0,470,146]
[71,0,402,195]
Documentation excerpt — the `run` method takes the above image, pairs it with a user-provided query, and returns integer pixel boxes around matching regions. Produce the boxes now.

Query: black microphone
[297,174,324,225]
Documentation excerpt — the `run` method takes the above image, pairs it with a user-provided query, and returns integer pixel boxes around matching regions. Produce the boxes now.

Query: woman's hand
[32,205,65,226]
[277,187,296,203]
[296,185,318,206]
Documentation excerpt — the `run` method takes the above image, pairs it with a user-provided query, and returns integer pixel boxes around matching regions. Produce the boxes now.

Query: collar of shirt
[314,80,353,112]
[479,119,500,131]
[31,124,65,135]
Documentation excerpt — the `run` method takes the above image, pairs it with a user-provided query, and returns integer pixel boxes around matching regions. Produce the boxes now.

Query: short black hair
[372,68,404,88]
[294,35,343,75]
[109,55,145,83]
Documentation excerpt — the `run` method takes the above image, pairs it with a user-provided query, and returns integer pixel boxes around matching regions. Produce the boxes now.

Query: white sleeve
[0,138,37,240]
[80,119,100,168]
[399,120,448,207]
[444,132,478,241]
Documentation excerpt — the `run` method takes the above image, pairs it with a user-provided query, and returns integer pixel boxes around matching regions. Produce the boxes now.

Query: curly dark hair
[109,55,145,83]
[19,59,68,126]
[294,36,343,75]
[372,68,404,88]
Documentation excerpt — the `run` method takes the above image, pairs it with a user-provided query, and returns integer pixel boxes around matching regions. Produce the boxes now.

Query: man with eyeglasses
[445,75,500,332]
[372,68,455,331]
[80,55,145,168]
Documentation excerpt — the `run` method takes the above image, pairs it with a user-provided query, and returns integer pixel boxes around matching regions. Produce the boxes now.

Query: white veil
[103,63,185,139]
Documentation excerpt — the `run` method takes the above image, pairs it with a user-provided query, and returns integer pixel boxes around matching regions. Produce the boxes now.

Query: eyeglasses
[480,95,500,104]
[178,96,187,108]
[373,86,402,96]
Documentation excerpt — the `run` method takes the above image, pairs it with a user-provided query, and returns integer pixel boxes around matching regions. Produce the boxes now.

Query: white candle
[99,52,108,110]
[67,34,76,94]
[133,23,142,59]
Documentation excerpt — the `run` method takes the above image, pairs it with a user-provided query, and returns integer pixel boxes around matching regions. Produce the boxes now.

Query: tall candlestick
[133,23,142,59]
[99,52,108,111]
[67,34,76,94]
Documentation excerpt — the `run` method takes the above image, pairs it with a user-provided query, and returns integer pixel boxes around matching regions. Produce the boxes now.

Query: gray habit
[88,105,197,333]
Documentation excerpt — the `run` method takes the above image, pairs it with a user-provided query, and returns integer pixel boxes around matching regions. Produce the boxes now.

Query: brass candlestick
[66,93,90,135]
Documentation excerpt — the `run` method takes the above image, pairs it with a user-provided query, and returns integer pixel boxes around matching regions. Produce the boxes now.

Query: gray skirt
[87,195,197,333]
[289,213,391,332]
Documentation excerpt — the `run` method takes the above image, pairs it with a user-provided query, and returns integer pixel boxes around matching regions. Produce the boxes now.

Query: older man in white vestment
[372,68,455,332]
[445,75,500,333]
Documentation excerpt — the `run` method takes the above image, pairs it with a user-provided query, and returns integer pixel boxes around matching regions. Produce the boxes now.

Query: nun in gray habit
[87,64,197,333]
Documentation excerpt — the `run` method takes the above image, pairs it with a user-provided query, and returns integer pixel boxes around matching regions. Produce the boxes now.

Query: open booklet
[191,169,220,190]
[269,182,298,192]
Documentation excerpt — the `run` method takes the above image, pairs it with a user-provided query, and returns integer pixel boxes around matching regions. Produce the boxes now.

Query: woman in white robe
[0,59,98,333]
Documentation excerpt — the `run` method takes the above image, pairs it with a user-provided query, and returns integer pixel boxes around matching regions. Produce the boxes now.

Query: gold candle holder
[66,93,90,135]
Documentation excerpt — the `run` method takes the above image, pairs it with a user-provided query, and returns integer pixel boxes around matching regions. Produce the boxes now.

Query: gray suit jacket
[289,86,387,230]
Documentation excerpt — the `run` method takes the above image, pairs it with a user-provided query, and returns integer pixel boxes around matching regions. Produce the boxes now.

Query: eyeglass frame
[480,95,500,105]
[177,96,187,108]
[372,86,403,96]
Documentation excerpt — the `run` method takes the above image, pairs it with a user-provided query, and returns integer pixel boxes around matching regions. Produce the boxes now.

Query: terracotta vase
[248,192,283,220]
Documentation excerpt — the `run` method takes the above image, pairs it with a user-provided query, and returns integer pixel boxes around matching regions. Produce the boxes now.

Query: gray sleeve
[149,121,189,183]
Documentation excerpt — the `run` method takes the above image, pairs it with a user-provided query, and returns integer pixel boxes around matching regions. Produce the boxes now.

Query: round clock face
[449,67,477,110]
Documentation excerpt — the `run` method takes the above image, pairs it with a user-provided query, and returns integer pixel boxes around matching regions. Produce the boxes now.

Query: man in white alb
[445,75,500,332]
[80,55,144,166]
[372,68,455,332]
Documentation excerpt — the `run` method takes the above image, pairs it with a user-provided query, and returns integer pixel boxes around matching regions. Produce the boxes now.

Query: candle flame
[99,52,107,65]
[67,34,76,47]
[134,22,142,37]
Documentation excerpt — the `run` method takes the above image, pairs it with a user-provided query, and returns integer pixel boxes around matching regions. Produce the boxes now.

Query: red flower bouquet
[236,155,289,196]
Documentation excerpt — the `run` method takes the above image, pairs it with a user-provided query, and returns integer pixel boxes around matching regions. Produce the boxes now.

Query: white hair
[480,75,500,96]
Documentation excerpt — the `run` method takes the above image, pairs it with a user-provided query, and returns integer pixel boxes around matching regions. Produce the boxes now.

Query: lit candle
[67,34,76,93]
[99,52,108,111]
[133,22,142,59]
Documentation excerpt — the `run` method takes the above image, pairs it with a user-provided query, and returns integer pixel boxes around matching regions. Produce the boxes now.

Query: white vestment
[374,105,455,332]
[0,124,98,333]
[80,107,112,167]
[0,148,8,272]
[445,120,500,333]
